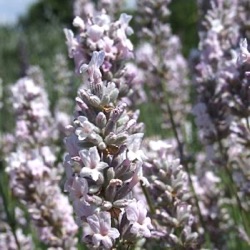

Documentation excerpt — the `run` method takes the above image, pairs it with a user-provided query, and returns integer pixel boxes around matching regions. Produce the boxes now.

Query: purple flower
[79,51,105,81]
[126,133,145,162]
[125,200,152,238]
[237,38,250,65]
[68,176,89,201]
[75,116,96,141]
[87,24,104,42]
[73,16,85,29]
[64,28,79,58]
[79,146,108,181]
[83,212,120,249]
[73,199,97,221]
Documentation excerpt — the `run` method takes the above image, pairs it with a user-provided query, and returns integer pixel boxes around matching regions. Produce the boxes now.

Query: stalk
[0,174,20,250]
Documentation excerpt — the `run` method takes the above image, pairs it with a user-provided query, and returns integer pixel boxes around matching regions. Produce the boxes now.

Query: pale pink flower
[79,51,105,83]
[83,212,120,249]
[125,200,152,237]
[237,38,250,65]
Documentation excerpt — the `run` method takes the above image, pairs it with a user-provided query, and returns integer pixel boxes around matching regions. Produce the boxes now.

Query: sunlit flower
[125,200,152,238]
[83,212,120,249]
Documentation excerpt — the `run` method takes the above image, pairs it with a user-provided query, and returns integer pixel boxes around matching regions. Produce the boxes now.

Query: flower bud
[101,93,110,106]
[113,199,129,208]
[105,179,123,202]
[95,112,107,128]
[89,95,101,107]
[98,142,107,150]
[87,132,103,145]
[102,201,113,210]
[107,167,115,181]
[109,88,119,103]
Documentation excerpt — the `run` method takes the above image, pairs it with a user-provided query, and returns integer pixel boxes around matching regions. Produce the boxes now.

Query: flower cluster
[64,8,146,107]
[74,0,126,20]
[192,0,250,246]
[0,195,34,250]
[135,0,189,130]
[6,75,78,249]
[63,49,151,249]
[2,0,250,249]
[141,139,199,249]
[192,0,239,153]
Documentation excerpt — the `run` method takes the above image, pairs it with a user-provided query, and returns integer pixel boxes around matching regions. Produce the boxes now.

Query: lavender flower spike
[6,75,78,248]
[64,8,149,248]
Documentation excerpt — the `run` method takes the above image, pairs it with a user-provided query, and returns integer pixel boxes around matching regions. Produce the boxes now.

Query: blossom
[73,199,97,221]
[68,176,89,201]
[79,50,105,81]
[115,13,134,58]
[126,133,146,162]
[73,16,85,29]
[79,146,109,181]
[87,24,104,42]
[6,72,78,248]
[237,38,250,65]
[75,116,95,141]
[125,200,152,238]
[64,8,147,249]
[64,28,79,58]
[83,212,120,249]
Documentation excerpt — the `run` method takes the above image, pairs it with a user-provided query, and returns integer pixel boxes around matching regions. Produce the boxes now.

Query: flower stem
[0,172,20,250]
[140,181,156,215]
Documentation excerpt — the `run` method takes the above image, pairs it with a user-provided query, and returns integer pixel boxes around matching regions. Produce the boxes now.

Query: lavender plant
[141,139,199,249]
[64,6,155,249]
[74,0,126,20]
[5,72,78,249]
[192,0,250,247]
[135,0,189,132]
[63,48,152,249]
[64,6,146,107]
[2,0,250,249]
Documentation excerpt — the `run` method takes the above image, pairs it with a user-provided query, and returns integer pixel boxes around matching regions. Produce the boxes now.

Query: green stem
[0,177,20,250]
[140,181,156,215]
